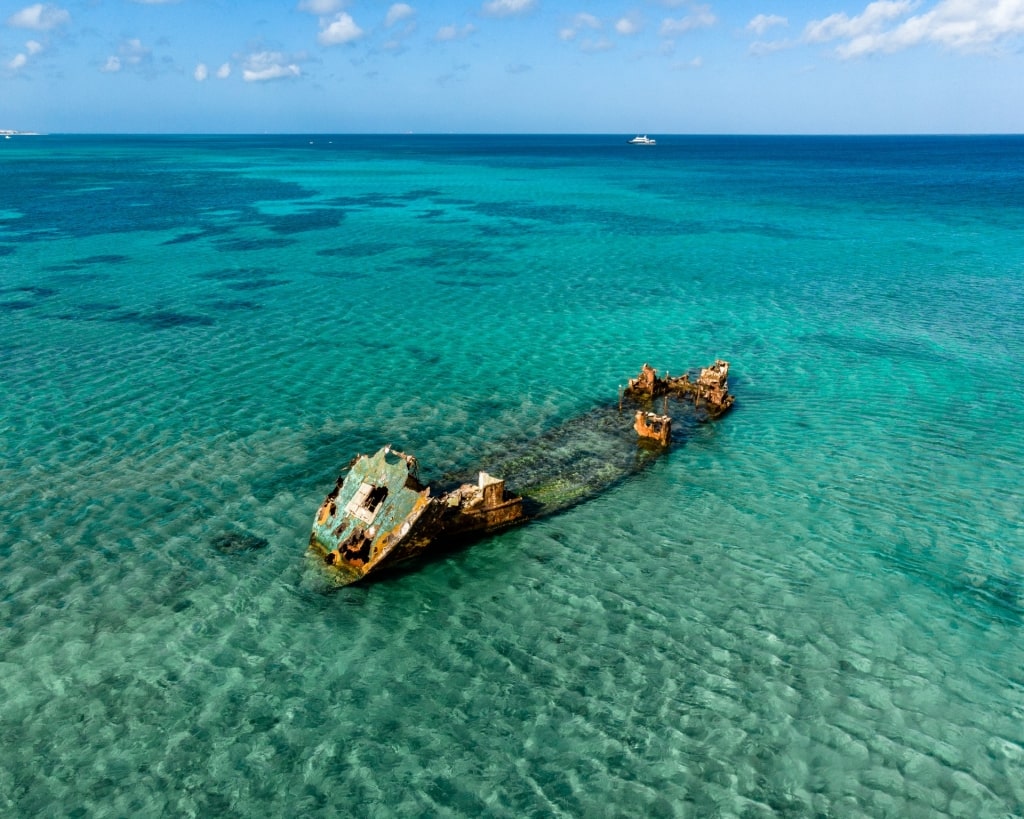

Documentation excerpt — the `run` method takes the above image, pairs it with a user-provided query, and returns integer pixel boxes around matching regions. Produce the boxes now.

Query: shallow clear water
[2,134,1023,816]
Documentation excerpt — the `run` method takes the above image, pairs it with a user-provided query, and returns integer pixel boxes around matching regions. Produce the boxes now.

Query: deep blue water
[2,134,1023,816]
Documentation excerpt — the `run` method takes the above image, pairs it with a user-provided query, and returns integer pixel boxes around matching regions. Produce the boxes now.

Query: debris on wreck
[624,360,735,418]
[634,410,672,447]
[310,360,735,585]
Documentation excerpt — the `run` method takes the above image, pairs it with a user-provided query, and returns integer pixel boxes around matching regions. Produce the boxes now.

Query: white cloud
[747,13,788,36]
[216,62,231,79]
[318,11,363,45]
[7,3,70,31]
[616,17,641,35]
[559,12,601,41]
[6,38,44,71]
[194,62,208,81]
[660,4,716,36]
[805,1,915,43]
[436,22,475,40]
[672,55,704,69]
[120,38,151,67]
[243,51,301,81]
[386,3,414,27]
[806,0,1024,57]
[581,37,615,52]
[482,0,535,17]
[100,55,121,72]
[298,0,344,14]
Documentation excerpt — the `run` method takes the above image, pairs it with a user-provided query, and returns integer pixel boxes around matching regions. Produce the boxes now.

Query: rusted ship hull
[309,361,735,586]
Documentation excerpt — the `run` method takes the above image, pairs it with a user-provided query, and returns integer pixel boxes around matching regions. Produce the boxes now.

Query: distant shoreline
[1,130,41,136]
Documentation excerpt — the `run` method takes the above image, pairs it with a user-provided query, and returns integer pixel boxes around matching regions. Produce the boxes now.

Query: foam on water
[1,135,1023,816]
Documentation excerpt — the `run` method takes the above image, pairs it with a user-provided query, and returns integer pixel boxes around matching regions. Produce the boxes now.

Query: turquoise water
[2,134,1023,816]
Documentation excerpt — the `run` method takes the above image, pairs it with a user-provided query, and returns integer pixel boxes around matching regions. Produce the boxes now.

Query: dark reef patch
[76,301,123,314]
[396,188,444,200]
[224,279,290,291]
[309,269,368,281]
[197,266,278,282]
[206,299,262,311]
[265,208,346,235]
[215,236,297,252]
[1,300,36,311]
[211,531,269,555]
[316,242,400,258]
[162,227,233,245]
[436,279,489,288]
[2,152,315,241]
[95,309,215,330]
[0,285,58,298]
[325,193,405,209]
[73,254,130,265]
[0,245,15,257]
[718,221,803,240]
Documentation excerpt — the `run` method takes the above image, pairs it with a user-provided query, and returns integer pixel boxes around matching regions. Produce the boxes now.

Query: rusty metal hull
[308,361,735,586]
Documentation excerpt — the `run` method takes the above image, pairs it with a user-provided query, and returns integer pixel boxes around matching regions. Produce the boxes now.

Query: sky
[2,0,1024,133]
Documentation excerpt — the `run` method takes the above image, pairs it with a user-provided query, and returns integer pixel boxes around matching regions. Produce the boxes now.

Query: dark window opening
[363,485,389,514]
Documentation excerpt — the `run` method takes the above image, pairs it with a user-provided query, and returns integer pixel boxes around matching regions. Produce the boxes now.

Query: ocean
[1,134,1022,816]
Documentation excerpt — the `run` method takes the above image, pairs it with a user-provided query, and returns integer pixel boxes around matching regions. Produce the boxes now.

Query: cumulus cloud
[805,0,1024,57]
[298,0,344,13]
[194,62,208,81]
[119,38,152,67]
[559,12,601,41]
[805,0,914,43]
[436,22,475,40]
[386,3,414,27]
[216,62,231,79]
[6,38,44,72]
[581,37,615,52]
[660,4,716,36]
[100,38,154,75]
[7,3,70,31]
[242,51,301,81]
[318,11,363,45]
[747,13,788,35]
[482,0,536,17]
[616,17,641,35]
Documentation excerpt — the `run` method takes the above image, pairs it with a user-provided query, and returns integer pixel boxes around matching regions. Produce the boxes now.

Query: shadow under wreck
[308,360,735,586]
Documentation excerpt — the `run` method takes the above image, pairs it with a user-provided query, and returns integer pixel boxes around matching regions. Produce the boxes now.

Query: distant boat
[628,135,656,145]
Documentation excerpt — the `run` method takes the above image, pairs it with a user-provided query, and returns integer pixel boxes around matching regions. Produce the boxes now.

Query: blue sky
[3,0,1023,133]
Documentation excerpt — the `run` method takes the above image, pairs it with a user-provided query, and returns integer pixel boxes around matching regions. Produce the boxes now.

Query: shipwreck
[309,360,735,585]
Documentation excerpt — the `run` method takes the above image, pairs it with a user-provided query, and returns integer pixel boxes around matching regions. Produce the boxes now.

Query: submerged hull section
[309,361,735,586]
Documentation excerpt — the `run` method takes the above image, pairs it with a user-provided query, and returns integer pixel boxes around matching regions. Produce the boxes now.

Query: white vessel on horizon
[628,135,656,145]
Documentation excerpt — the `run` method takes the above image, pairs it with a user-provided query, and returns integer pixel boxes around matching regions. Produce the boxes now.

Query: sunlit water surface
[1,135,1022,816]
